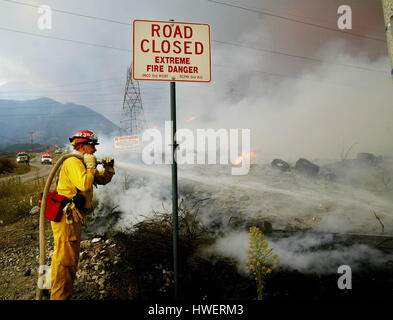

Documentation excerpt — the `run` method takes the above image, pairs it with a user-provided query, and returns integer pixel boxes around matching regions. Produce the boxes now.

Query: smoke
[85,11,393,273]
[89,140,393,272]
[0,57,38,88]
[203,230,391,275]
[92,130,393,233]
[177,39,393,163]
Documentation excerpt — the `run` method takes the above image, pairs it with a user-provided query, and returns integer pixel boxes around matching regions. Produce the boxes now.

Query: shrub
[246,226,278,300]
[0,157,16,174]
[0,177,42,224]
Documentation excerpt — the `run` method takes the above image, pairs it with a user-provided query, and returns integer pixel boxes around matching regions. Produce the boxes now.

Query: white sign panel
[133,20,211,83]
[114,135,140,150]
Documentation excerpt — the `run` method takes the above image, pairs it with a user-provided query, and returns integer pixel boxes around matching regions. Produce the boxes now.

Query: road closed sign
[133,20,211,82]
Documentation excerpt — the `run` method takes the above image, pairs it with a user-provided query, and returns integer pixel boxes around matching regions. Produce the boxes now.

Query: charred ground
[1,153,393,300]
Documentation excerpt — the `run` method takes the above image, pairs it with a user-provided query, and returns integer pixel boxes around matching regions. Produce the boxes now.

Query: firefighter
[48,130,115,300]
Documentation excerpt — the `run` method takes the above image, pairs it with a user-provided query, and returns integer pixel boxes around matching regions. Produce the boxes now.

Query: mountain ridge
[0,97,120,148]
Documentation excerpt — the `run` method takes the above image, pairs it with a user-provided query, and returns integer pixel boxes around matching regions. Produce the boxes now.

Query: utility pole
[29,131,34,156]
[382,0,393,79]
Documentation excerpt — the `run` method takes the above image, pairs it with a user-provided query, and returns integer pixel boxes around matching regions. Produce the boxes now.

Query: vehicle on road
[16,152,30,164]
[41,153,52,165]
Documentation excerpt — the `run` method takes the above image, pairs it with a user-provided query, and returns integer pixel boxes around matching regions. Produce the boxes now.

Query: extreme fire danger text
[133,20,211,82]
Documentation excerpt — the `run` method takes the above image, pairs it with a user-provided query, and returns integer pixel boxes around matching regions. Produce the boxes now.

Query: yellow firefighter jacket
[57,151,114,210]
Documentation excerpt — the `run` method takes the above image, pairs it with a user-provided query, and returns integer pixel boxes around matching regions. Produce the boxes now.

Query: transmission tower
[120,66,146,135]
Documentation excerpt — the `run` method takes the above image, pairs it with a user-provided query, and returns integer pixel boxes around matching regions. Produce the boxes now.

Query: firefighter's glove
[83,154,97,169]
[102,157,114,168]
[102,157,115,173]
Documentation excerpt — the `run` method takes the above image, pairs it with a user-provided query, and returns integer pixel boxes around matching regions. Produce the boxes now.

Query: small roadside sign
[114,135,140,150]
[133,19,211,82]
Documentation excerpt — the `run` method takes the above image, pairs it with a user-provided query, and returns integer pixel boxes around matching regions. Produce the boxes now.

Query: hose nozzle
[96,158,114,167]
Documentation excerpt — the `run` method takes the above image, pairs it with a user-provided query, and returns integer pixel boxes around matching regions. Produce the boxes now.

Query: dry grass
[107,198,254,300]
[116,199,211,267]
[0,177,46,225]
[0,157,30,177]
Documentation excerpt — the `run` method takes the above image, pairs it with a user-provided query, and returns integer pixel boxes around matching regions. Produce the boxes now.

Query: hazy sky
[0,0,392,160]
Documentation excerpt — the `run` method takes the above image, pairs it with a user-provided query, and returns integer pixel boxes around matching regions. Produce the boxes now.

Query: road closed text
[133,20,211,82]
[140,24,204,55]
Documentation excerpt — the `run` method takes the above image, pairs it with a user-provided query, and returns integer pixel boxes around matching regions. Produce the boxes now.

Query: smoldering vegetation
[85,36,393,298]
[83,152,393,286]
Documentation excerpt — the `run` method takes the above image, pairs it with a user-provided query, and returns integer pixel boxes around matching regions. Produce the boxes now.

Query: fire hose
[36,154,105,300]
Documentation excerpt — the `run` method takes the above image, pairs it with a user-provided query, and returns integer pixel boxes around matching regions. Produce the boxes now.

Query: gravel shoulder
[0,211,52,300]
[0,211,124,300]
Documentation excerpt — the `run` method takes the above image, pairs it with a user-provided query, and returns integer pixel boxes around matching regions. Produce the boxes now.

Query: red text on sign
[141,40,203,55]
[151,24,193,38]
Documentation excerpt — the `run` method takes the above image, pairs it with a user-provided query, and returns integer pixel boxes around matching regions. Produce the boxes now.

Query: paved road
[0,156,54,184]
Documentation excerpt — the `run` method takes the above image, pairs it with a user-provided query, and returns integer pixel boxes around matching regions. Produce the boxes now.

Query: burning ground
[1,153,393,300]
[77,152,393,299]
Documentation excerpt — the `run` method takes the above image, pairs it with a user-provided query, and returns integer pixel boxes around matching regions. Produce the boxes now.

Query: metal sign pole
[133,18,211,301]
[170,79,179,300]
[168,17,179,302]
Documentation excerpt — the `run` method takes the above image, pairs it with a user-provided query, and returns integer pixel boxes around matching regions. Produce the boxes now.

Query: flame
[235,156,243,165]
[186,116,196,123]
[235,152,256,165]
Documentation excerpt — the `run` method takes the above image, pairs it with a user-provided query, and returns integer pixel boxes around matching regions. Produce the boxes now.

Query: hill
[0,98,119,148]
[0,143,51,154]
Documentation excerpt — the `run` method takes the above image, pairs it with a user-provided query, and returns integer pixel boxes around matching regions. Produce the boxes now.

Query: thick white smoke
[203,231,391,274]
[176,39,393,162]
[88,25,393,274]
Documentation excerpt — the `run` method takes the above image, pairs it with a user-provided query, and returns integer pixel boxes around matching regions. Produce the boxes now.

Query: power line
[0,24,383,74]
[1,0,387,73]
[0,98,162,107]
[0,26,131,52]
[0,0,132,26]
[212,39,386,73]
[0,84,122,94]
[0,84,166,94]
[22,77,125,89]
[0,62,382,106]
[207,0,387,43]
[0,19,385,74]
[4,0,385,43]
[0,87,122,96]
[213,64,372,90]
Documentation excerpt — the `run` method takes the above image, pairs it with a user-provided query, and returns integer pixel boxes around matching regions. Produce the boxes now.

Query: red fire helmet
[69,130,99,149]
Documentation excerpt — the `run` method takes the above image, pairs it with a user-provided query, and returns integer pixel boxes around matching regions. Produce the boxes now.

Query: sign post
[133,19,211,300]
[170,76,179,300]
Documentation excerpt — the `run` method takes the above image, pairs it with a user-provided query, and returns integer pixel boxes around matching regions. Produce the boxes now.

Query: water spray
[114,160,393,222]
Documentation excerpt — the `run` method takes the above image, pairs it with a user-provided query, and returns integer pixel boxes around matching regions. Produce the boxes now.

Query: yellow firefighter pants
[49,212,82,300]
